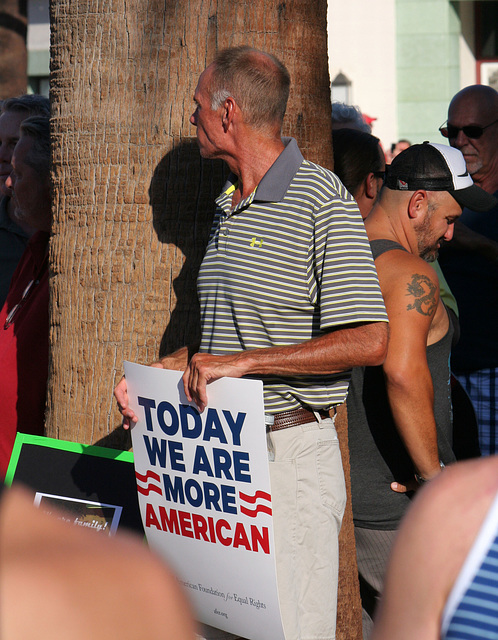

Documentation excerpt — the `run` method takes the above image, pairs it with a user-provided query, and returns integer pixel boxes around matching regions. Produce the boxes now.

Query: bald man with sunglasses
[438,85,498,456]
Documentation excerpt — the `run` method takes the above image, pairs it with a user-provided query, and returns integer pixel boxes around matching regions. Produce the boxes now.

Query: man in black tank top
[346,142,497,638]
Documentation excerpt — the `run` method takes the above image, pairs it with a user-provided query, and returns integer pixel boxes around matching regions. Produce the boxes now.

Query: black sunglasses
[439,118,498,140]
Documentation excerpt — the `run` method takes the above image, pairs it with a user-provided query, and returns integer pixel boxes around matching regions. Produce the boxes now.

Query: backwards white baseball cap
[384,141,497,212]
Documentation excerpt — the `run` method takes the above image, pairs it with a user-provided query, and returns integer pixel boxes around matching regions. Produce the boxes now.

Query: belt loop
[266,430,275,462]
[330,405,338,425]
[314,408,337,426]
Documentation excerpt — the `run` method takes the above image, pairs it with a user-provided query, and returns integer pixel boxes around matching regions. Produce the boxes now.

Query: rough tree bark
[48,1,361,636]
[47,0,334,447]
[0,0,27,98]
[335,403,363,639]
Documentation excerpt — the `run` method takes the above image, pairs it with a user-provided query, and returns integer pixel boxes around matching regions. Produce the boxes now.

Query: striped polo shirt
[197,137,388,414]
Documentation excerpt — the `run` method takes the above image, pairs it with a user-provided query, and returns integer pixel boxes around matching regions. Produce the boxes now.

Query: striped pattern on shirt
[198,141,387,413]
[443,533,498,639]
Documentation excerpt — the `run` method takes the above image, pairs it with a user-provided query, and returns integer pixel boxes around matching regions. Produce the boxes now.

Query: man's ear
[222,97,236,132]
[408,190,428,219]
[365,173,377,199]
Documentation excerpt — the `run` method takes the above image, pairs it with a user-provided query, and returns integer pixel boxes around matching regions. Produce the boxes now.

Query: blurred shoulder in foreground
[0,484,197,640]
[371,456,498,640]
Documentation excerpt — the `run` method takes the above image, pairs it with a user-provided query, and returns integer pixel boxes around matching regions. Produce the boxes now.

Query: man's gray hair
[211,88,231,110]
[2,94,50,118]
[19,116,51,178]
[208,46,290,130]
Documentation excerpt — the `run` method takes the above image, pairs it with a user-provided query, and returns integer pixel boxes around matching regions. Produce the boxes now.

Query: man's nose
[453,128,469,149]
[190,112,197,126]
[444,224,455,242]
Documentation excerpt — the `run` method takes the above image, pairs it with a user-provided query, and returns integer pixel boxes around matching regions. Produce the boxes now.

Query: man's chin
[462,157,482,175]
[421,248,439,263]
[198,147,214,160]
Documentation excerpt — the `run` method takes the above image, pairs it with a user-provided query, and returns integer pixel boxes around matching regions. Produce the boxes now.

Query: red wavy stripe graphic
[238,490,271,504]
[135,470,160,483]
[240,504,272,518]
[136,483,163,497]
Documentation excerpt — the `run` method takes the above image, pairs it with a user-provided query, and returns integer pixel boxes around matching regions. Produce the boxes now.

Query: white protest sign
[124,362,285,640]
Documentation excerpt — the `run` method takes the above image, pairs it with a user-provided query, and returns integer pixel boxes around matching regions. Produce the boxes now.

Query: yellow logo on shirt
[250,237,264,248]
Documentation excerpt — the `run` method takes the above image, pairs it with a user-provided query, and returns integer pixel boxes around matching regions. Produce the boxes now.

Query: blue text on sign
[138,397,246,445]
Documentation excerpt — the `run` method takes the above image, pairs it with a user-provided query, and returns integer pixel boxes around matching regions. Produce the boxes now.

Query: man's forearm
[386,369,441,479]
[158,345,197,371]
[228,321,388,377]
[183,321,388,411]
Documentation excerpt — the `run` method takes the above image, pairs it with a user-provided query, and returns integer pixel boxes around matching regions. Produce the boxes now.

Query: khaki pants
[201,415,346,640]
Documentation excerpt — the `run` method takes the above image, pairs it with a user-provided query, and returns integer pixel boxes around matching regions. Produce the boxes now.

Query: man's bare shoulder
[375,250,439,317]
[375,246,437,282]
[394,457,498,599]
[394,457,498,593]
[411,457,498,524]
[372,458,498,640]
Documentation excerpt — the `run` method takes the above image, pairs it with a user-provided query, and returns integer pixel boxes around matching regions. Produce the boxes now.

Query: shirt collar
[217,137,304,210]
[255,137,304,202]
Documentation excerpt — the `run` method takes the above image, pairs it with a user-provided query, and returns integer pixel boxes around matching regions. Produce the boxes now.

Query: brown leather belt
[268,406,336,432]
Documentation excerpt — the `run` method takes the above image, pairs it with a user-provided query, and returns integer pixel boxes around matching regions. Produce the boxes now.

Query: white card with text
[124,362,285,640]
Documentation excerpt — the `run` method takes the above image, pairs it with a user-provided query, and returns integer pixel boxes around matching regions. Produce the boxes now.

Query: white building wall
[27,0,50,52]
[27,0,50,94]
[458,2,477,88]
[327,0,397,151]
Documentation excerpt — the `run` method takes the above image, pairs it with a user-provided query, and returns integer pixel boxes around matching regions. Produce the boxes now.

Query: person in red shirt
[0,116,51,478]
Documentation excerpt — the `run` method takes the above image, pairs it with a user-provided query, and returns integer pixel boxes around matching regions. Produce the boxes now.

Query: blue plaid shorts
[456,368,497,456]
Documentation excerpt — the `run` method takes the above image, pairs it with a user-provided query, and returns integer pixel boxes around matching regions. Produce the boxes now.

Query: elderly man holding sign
[115,46,388,640]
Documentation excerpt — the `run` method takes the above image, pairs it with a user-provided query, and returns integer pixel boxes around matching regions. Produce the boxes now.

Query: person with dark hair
[332,128,385,219]
[346,142,496,638]
[2,95,50,117]
[0,115,51,478]
[0,95,50,307]
[116,45,389,640]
